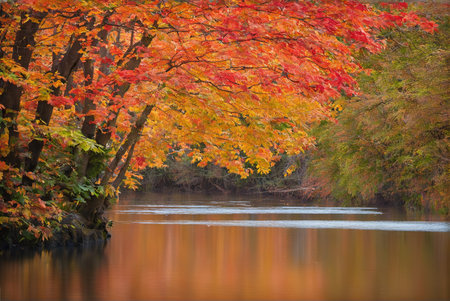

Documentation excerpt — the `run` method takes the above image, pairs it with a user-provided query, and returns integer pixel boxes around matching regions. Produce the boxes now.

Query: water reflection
[0,194,448,300]
[0,241,107,301]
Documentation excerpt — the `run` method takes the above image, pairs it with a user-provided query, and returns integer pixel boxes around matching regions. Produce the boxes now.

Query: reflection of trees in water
[0,241,107,300]
[51,241,108,300]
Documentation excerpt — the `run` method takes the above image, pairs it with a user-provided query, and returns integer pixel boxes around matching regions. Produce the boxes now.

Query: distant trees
[309,6,449,213]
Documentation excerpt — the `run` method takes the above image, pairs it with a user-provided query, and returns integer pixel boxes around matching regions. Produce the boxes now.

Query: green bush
[309,15,449,213]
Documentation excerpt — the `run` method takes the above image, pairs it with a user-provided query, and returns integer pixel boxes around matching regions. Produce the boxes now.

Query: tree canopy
[0,0,436,240]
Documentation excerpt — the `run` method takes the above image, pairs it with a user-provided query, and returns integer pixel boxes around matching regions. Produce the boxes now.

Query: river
[0,192,449,300]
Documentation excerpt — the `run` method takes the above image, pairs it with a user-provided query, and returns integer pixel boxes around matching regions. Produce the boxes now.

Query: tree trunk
[24,35,85,174]
[77,26,110,179]
[78,31,155,223]
[80,104,154,223]
[94,33,155,147]
[101,104,154,186]
[0,12,44,167]
[75,59,97,178]
[112,140,136,189]
[83,33,155,179]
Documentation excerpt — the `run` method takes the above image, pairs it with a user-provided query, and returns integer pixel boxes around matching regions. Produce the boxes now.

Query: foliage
[309,6,449,213]
[0,0,436,242]
[0,164,62,243]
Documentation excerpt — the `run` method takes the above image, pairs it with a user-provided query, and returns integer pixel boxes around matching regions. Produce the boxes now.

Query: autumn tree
[0,0,436,241]
[308,3,448,213]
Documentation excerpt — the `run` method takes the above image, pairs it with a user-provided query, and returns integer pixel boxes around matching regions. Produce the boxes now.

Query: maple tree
[0,0,436,241]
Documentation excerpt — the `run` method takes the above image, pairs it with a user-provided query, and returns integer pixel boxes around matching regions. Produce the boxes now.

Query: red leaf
[48,96,74,107]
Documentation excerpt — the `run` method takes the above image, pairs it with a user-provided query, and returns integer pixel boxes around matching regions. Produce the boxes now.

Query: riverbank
[137,153,448,216]
[0,213,110,251]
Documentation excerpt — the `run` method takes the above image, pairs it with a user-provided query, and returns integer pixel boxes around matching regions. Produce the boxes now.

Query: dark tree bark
[75,58,97,179]
[24,37,84,174]
[80,58,96,139]
[80,22,110,141]
[77,26,110,179]
[0,12,44,167]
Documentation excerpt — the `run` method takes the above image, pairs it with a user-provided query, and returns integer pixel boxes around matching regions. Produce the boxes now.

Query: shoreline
[0,213,110,252]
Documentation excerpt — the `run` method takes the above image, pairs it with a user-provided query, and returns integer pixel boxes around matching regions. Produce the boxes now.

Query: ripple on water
[116,219,450,232]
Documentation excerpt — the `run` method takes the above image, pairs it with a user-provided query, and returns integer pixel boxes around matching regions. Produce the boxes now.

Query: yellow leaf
[53,80,64,88]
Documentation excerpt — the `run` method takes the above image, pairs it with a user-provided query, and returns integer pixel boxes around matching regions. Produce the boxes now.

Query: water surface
[0,192,448,300]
